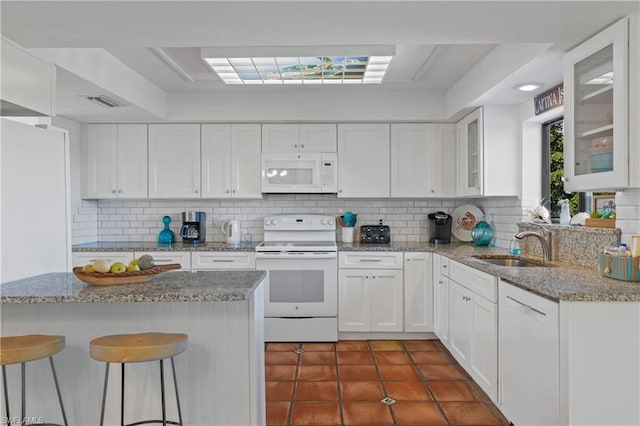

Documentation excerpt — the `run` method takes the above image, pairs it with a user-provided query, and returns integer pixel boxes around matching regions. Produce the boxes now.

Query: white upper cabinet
[86,124,148,199]
[456,106,519,197]
[262,124,336,153]
[337,123,390,198]
[564,17,630,191]
[148,124,201,198]
[202,124,262,199]
[391,123,455,198]
[1,39,54,116]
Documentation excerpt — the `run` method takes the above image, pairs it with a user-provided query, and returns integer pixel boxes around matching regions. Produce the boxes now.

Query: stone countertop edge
[0,271,266,304]
[72,241,258,252]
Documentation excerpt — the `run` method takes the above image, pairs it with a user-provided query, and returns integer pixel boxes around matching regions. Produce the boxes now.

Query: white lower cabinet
[499,279,559,426]
[71,252,134,267]
[403,252,433,332]
[134,251,191,271]
[433,254,450,347]
[448,260,497,401]
[338,252,403,332]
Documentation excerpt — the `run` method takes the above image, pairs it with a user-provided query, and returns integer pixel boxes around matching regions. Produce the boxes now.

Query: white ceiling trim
[150,47,196,83]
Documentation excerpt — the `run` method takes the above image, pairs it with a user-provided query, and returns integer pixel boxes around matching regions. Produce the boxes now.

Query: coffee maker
[428,211,452,244]
[181,211,206,244]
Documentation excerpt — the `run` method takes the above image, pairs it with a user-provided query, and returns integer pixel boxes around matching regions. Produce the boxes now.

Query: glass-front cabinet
[564,18,628,191]
[456,108,483,196]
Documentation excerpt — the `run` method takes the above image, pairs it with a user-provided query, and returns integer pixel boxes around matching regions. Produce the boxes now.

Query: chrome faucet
[514,230,552,262]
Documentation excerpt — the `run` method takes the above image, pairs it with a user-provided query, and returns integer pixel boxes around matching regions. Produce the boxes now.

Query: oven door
[256,252,337,317]
[261,153,322,193]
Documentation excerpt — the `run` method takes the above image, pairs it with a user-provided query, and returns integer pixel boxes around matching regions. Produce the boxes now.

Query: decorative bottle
[158,216,175,244]
[471,221,494,246]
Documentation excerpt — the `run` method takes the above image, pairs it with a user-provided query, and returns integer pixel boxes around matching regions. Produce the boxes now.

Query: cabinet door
[232,124,262,198]
[337,124,390,198]
[564,18,628,191]
[201,124,232,198]
[299,124,337,152]
[469,294,497,401]
[87,124,118,199]
[390,124,433,197]
[117,124,148,198]
[456,108,483,196]
[432,124,456,197]
[448,281,473,366]
[338,269,369,332]
[148,124,201,198]
[261,124,299,153]
[404,252,433,332]
[432,255,450,347]
[134,251,191,271]
[192,252,256,270]
[369,269,403,332]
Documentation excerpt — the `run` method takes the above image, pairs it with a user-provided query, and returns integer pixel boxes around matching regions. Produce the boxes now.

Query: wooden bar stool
[89,332,188,426]
[0,334,68,426]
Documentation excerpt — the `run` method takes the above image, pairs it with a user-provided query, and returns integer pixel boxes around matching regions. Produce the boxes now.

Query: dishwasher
[499,279,560,426]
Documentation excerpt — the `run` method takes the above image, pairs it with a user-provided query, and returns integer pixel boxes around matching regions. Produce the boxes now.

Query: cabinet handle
[111,189,116,193]
[442,265,447,268]
[506,296,546,317]
[118,189,123,193]
[211,259,234,263]
[301,144,304,148]
[232,189,236,193]
[152,259,175,263]
[226,190,230,193]
[195,189,199,194]
[463,296,471,302]
[294,144,298,148]
[339,189,342,193]
[359,259,382,262]
[439,281,444,284]
[372,276,376,279]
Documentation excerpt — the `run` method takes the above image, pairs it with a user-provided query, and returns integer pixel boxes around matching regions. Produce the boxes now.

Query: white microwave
[261,152,337,193]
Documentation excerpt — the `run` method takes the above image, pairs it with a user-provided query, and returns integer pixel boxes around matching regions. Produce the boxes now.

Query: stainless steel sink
[472,256,548,267]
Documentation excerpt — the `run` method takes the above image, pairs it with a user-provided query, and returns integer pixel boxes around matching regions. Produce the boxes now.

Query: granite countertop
[0,270,266,304]
[338,242,640,303]
[72,241,258,252]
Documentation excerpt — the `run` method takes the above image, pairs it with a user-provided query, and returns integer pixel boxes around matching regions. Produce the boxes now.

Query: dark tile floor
[265,340,509,425]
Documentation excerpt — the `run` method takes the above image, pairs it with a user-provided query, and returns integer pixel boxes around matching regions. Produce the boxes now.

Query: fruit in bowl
[110,262,127,274]
[91,259,112,273]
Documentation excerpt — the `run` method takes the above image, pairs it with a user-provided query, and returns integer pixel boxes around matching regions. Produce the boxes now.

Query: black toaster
[359,225,391,244]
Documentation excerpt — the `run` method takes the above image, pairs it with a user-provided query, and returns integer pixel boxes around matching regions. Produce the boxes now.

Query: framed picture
[593,194,615,213]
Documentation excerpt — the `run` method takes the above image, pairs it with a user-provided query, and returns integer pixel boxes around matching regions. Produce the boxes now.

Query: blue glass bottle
[471,221,494,246]
[158,216,175,244]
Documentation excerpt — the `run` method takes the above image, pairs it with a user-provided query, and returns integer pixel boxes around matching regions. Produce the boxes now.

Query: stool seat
[90,333,188,363]
[0,335,65,366]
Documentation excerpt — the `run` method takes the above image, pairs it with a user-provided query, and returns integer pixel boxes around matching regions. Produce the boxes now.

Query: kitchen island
[0,270,266,426]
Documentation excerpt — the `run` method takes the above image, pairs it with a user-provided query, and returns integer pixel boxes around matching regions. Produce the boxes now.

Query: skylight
[204,56,392,85]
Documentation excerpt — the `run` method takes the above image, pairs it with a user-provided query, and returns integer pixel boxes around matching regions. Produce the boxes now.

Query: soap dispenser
[559,199,571,226]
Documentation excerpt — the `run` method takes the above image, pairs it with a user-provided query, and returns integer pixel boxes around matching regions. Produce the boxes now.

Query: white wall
[51,115,97,244]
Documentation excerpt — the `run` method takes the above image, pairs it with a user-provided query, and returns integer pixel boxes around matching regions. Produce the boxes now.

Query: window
[541,118,586,218]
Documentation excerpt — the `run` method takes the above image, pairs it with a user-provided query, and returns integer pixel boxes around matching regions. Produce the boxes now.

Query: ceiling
[1,1,638,122]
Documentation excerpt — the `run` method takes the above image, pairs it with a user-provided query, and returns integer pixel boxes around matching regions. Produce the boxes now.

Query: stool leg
[49,356,68,426]
[170,358,183,426]
[21,362,25,424]
[2,366,10,421]
[121,363,125,426]
[99,363,110,426]
[159,360,166,426]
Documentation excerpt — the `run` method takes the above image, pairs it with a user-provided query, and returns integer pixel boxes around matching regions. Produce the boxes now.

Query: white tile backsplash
[75,195,523,247]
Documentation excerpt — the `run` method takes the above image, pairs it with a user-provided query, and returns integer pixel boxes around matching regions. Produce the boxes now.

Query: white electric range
[255,215,338,342]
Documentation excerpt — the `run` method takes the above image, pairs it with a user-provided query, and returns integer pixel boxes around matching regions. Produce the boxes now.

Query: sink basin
[472,256,548,268]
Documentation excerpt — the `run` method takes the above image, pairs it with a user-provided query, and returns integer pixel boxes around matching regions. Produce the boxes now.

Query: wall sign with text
[534,84,564,115]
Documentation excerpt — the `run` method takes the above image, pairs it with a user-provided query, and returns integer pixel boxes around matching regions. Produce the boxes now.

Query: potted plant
[585,203,616,228]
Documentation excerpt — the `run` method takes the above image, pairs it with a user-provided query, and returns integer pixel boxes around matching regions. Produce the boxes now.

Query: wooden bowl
[72,264,182,286]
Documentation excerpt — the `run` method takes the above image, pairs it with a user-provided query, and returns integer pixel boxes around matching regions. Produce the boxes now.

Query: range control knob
[327,219,335,226]
[321,219,328,225]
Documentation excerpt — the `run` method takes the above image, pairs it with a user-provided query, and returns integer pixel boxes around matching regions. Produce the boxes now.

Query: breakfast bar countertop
[0,270,266,304]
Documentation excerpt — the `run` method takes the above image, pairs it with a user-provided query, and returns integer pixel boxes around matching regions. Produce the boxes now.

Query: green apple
[92,259,112,273]
[127,263,141,272]
[110,262,127,274]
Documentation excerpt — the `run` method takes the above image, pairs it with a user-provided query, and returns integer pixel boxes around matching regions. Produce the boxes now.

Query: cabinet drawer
[135,251,191,271]
[339,252,403,269]
[449,260,497,302]
[440,256,450,277]
[192,252,256,270]
[72,252,134,267]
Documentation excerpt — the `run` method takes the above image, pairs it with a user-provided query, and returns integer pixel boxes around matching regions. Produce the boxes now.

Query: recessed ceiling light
[515,83,542,92]
[202,55,393,85]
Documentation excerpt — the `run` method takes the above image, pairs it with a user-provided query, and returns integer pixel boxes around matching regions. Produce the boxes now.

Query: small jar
[509,239,521,256]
